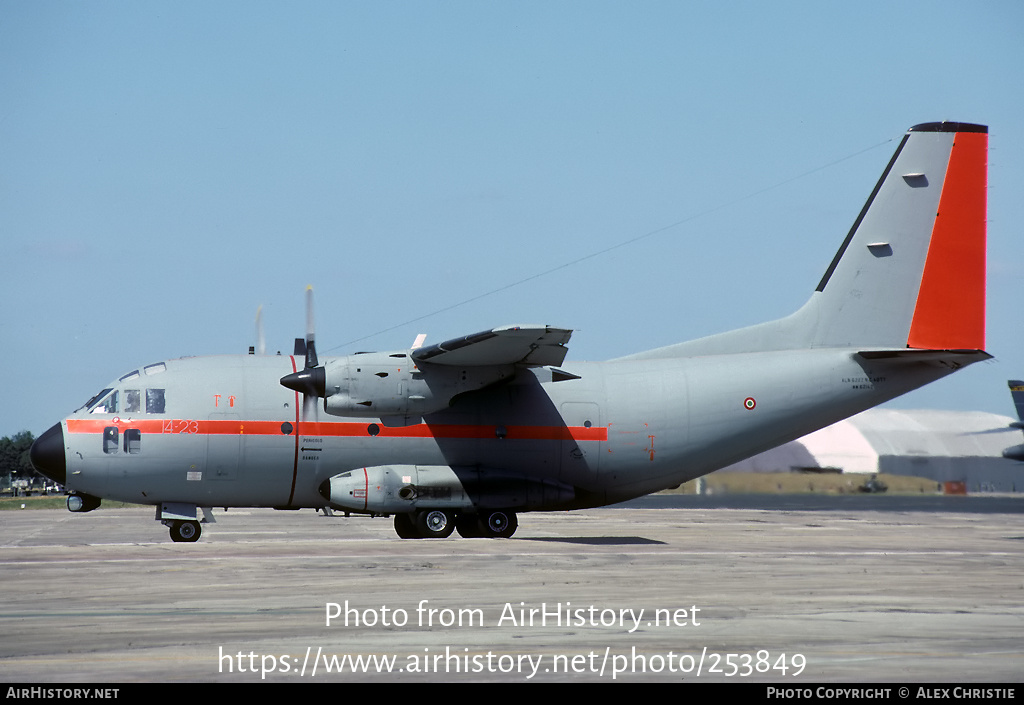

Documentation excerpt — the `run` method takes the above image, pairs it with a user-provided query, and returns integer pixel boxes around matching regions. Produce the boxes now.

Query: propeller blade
[303,390,319,422]
[304,285,318,369]
[255,306,266,356]
[280,285,325,409]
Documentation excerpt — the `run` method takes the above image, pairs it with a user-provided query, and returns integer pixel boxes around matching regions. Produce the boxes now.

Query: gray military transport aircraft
[30,121,989,542]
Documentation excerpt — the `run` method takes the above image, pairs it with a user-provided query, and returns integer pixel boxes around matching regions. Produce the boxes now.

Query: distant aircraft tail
[1005,380,1024,460]
[1008,380,1024,425]
[808,121,988,351]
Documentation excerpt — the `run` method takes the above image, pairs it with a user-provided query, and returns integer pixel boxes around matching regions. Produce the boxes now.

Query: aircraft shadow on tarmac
[521,536,666,545]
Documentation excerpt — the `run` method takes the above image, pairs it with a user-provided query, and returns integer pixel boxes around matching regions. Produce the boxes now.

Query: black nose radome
[30,423,66,485]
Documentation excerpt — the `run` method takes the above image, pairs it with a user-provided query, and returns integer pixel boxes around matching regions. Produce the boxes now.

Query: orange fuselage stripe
[65,418,608,442]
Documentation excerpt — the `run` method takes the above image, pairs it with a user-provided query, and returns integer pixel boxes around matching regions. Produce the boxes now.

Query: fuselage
[41,346,972,513]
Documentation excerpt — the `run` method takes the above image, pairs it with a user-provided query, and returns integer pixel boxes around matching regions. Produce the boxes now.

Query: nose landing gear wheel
[169,520,201,543]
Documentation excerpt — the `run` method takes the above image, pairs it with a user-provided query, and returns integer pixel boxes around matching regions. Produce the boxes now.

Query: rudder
[906,125,987,350]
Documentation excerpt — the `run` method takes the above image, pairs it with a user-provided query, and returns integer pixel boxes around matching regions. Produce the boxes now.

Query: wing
[412,325,572,367]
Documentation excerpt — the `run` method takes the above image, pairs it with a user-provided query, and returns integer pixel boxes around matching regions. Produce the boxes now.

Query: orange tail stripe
[907,130,987,350]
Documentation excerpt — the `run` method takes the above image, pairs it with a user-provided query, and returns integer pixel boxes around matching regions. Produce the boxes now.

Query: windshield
[74,363,170,415]
[80,388,117,414]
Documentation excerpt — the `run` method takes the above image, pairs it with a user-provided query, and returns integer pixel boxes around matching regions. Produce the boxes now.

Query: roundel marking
[743,397,757,410]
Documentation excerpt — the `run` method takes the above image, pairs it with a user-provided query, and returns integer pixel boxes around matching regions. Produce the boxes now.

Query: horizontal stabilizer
[857,350,992,362]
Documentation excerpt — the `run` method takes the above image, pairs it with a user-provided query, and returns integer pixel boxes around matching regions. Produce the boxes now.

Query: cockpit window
[119,370,140,382]
[88,390,118,414]
[146,388,166,414]
[124,389,141,413]
[144,363,166,375]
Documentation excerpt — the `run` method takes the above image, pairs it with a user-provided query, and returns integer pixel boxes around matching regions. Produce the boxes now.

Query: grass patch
[661,472,941,495]
[0,495,145,510]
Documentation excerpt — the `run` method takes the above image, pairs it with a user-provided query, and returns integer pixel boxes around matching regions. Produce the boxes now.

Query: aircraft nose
[30,423,67,485]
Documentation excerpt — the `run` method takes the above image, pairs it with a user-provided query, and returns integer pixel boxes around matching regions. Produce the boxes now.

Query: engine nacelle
[1003,443,1024,462]
[320,353,514,418]
[319,465,575,514]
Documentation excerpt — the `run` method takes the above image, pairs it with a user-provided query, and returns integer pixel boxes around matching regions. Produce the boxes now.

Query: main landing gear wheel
[455,510,518,538]
[456,513,483,538]
[169,520,201,543]
[394,510,456,539]
[394,513,418,539]
[415,509,454,538]
[479,510,517,538]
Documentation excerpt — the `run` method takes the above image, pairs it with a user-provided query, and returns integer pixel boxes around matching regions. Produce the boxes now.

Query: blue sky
[3,1,1023,438]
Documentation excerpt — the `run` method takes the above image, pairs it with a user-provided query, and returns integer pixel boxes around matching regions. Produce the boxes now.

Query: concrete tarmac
[1,496,1022,683]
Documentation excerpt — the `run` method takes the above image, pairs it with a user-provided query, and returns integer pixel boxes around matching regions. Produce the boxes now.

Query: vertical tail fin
[1005,381,1024,460]
[621,122,988,361]
[1008,380,1024,425]
[812,122,987,351]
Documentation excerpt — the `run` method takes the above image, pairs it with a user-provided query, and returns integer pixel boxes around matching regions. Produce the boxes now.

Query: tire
[394,513,419,539]
[415,509,454,539]
[455,513,482,538]
[479,510,518,538]
[170,520,201,543]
